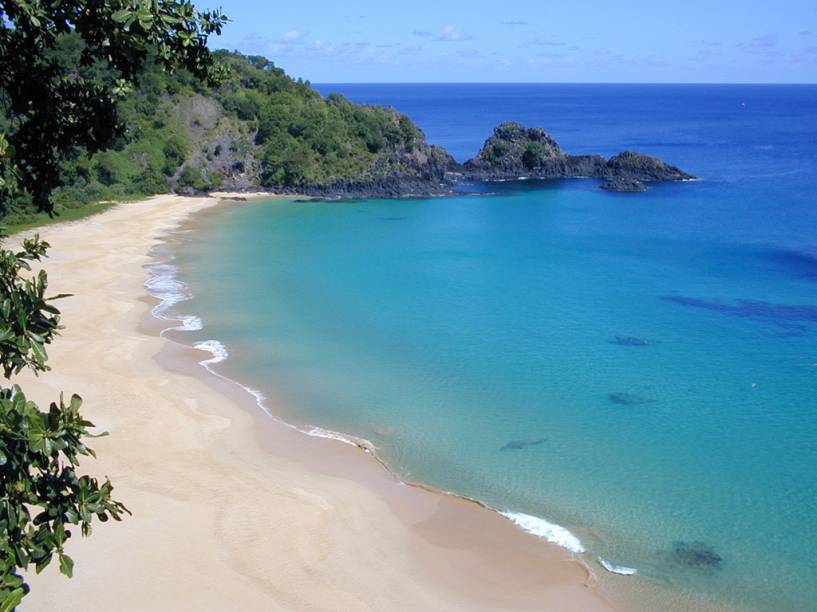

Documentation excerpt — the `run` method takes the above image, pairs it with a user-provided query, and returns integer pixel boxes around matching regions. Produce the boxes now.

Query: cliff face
[289,142,456,199]
[459,121,694,191]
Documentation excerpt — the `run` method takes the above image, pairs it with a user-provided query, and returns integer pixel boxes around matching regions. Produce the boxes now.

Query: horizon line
[310,81,817,86]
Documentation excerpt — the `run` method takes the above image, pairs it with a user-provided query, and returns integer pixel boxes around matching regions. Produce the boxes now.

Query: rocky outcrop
[601,151,692,182]
[601,177,647,192]
[184,118,693,198]
[459,121,694,191]
[293,141,456,199]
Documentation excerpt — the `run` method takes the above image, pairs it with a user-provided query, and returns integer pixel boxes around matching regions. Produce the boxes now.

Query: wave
[599,557,638,576]
[302,426,370,449]
[193,339,229,365]
[145,261,204,333]
[499,511,585,553]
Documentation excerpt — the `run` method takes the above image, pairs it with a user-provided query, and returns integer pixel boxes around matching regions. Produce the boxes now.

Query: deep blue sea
[168,84,817,611]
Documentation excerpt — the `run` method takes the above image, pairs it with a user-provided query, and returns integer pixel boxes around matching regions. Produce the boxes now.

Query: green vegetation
[1,202,117,237]
[1,46,440,229]
[1,0,225,606]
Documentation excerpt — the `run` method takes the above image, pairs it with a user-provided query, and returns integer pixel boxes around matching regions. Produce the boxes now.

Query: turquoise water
[168,85,817,611]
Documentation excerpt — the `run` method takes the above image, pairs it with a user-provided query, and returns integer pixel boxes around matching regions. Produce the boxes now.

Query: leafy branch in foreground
[0,387,129,610]
[0,235,130,609]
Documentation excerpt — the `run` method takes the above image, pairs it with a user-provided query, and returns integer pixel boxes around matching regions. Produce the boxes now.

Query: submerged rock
[609,335,654,346]
[608,392,655,405]
[672,541,722,568]
[601,177,647,192]
[500,437,547,451]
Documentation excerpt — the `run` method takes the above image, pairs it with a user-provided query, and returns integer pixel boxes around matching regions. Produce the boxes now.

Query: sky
[208,0,817,83]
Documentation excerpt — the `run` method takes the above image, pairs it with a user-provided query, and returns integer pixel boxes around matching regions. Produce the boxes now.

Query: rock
[601,151,694,182]
[459,122,694,191]
[672,541,722,568]
[181,116,694,199]
[601,177,647,192]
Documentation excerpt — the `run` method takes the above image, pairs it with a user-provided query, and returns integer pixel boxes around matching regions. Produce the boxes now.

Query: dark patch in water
[662,295,817,332]
[609,335,654,346]
[379,216,406,221]
[671,541,722,569]
[609,392,655,406]
[500,437,547,451]
[765,247,817,280]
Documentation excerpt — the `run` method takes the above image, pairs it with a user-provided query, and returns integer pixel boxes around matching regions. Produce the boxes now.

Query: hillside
[1,44,454,227]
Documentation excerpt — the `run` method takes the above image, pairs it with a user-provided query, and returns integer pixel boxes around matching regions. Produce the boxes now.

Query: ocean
[160,84,817,611]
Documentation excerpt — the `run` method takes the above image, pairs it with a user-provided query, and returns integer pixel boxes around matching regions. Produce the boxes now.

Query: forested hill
[1,42,454,226]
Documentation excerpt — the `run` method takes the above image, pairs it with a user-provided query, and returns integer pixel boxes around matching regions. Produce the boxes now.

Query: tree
[0,0,227,607]
[0,0,227,214]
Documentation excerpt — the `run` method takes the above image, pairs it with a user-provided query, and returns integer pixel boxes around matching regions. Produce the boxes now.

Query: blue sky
[209,1,817,83]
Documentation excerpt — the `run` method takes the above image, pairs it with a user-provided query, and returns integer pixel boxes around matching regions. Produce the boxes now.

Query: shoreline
[16,193,616,611]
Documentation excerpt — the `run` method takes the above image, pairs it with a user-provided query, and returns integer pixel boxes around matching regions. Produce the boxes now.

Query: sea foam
[194,339,229,365]
[599,557,638,575]
[145,260,204,333]
[499,511,585,553]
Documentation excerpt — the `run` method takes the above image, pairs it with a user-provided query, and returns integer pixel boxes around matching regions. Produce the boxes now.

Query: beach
[14,194,612,611]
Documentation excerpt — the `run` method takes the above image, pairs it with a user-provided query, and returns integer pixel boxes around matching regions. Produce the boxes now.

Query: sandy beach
[13,194,613,611]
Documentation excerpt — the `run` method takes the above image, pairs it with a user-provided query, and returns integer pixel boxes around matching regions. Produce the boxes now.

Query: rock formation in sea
[456,122,694,191]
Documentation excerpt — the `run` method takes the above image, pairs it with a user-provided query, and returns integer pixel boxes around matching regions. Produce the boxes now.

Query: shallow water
[171,84,817,611]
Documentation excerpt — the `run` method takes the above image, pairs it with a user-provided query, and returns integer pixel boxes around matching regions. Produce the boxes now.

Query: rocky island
[457,122,694,192]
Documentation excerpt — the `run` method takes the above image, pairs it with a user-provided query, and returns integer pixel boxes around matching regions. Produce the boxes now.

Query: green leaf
[58,553,74,578]
[112,9,131,23]
[29,340,47,365]
[0,588,25,612]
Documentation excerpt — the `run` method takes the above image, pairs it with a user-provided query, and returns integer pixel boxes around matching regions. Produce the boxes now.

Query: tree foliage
[0,235,130,608]
[0,0,227,215]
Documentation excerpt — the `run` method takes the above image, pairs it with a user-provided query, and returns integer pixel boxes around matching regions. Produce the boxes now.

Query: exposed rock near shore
[457,121,694,191]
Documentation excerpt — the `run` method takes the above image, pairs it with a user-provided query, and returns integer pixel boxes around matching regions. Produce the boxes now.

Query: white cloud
[435,26,473,42]
[279,30,306,44]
